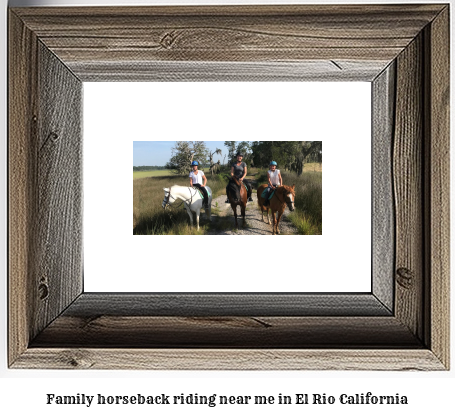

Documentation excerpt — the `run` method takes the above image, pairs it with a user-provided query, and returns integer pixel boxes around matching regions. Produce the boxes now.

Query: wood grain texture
[13,349,445,371]
[393,34,424,340]
[33,43,83,338]
[31,316,421,349]
[425,6,450,368]
[73,60,387,82]
[64,293,392,317]
[372,63,395,312]
[9,12,84,366]
[11,5,444,80]
[8,11,38,366]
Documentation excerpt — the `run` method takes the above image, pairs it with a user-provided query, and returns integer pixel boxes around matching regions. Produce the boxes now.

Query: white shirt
[189,170,205,185]
[268,169,281,185]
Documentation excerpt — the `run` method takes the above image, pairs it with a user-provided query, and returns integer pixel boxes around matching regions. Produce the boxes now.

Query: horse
[227,176,247,228]
[162,185,212,230]
[257,184,296,235]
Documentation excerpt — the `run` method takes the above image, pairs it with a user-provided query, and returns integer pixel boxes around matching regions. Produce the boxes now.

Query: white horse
[162,185,212,230]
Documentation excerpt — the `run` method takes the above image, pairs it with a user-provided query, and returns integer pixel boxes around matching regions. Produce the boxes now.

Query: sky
[133,141,233,166]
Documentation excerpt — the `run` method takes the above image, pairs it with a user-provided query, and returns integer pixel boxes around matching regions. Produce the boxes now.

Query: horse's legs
[241,205,246,228]
[275,211,283,235]
[271,211,277,235]
[195,209,200,230]
[207,205,212,221]
[260,205,269,224]
[184,203,193,227]
[232,206,238,228]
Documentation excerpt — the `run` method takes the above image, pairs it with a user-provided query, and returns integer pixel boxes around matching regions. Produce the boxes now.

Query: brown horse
[257,184,296,235]
[227,176,247,228]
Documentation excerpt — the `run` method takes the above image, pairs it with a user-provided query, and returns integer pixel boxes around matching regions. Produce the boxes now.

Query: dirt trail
[206,183,298,235]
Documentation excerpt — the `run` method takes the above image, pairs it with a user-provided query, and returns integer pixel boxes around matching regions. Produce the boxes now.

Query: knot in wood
[60,350,94,369]
[38,281,49,300]
[160,31,178,49]
[396,267,414,289]
[48,132,59,142]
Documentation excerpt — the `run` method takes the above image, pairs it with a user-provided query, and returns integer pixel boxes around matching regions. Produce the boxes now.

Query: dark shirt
[232,162,246,178]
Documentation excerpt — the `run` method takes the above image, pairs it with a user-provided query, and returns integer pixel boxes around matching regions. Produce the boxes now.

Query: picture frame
[8,4,449,370]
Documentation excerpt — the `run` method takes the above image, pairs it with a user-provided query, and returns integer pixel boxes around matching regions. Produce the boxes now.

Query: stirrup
[248,197,253,202]
[225,198,230,203]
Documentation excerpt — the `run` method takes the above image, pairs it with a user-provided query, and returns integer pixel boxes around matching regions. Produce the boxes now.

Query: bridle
[162,190,176,208]
[274,187,295,208]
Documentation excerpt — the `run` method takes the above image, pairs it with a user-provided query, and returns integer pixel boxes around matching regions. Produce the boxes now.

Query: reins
[271,187,294,205]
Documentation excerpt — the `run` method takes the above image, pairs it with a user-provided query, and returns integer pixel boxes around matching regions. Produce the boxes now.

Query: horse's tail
[257,184,267,208]
[205,186,212,200]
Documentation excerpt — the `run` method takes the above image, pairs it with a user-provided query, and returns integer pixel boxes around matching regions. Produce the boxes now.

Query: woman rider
[189,161,209,209]
[225,152,253,203]
[263,161,283,206]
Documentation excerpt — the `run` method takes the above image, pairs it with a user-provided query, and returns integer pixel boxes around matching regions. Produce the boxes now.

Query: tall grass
[133,172,228,235]
[284,171,322,235]
[255,167,322,235]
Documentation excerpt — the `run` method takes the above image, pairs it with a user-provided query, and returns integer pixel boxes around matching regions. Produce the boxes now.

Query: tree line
[163,140,322,176]
[133,166,169,171]
[250,141,322,176]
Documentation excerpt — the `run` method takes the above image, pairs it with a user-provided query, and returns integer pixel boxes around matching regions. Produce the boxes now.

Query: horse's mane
[278,184,295,194]
[231,176,241,186]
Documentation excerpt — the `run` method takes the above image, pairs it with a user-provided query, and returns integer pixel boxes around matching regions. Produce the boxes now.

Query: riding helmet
[270,161,277,166]
[191,161,199,166]
[236,152,243,157]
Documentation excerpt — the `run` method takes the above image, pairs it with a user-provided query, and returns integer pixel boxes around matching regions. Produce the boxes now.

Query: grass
[133,170,175,180]
[283,171,322,235]
[133,165,322,235]
[133,172,228,235]
[255,167,322,235]
[304,162,323,173]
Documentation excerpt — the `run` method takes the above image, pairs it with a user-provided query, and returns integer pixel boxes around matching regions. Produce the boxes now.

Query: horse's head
[231,176,241,186]
[282,184,296,211]
[162,187,174,209]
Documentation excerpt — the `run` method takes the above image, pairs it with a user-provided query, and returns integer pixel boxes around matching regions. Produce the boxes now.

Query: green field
[133,170,175,180]
[133,173,229,235]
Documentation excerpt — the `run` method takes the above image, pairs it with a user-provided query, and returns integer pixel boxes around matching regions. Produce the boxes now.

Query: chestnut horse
[257,184,296,235]
[227,176,247,228]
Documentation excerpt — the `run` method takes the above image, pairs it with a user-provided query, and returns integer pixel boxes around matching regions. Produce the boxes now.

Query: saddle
[261,188,276,200]
[196,187,211,200]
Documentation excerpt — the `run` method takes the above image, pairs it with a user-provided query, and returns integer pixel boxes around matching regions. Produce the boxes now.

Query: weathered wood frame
[8,5,449,370]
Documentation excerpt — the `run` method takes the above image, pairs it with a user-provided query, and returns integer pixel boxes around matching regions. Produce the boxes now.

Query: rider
[263,161,283,206]
[189,161,209,209]
[225,152,254,203]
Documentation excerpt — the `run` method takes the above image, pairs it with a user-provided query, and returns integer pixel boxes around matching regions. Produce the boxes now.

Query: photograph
[133,140,322,235]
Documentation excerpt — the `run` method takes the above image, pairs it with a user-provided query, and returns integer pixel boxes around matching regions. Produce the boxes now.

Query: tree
[224,141,253,166]
[165,141,209,175]
[236,141,252,164]
[224,141,237,166]
[251,141,274,168]
[209,148,222,176]
[210,160,221,175]
[250,141,322,175]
